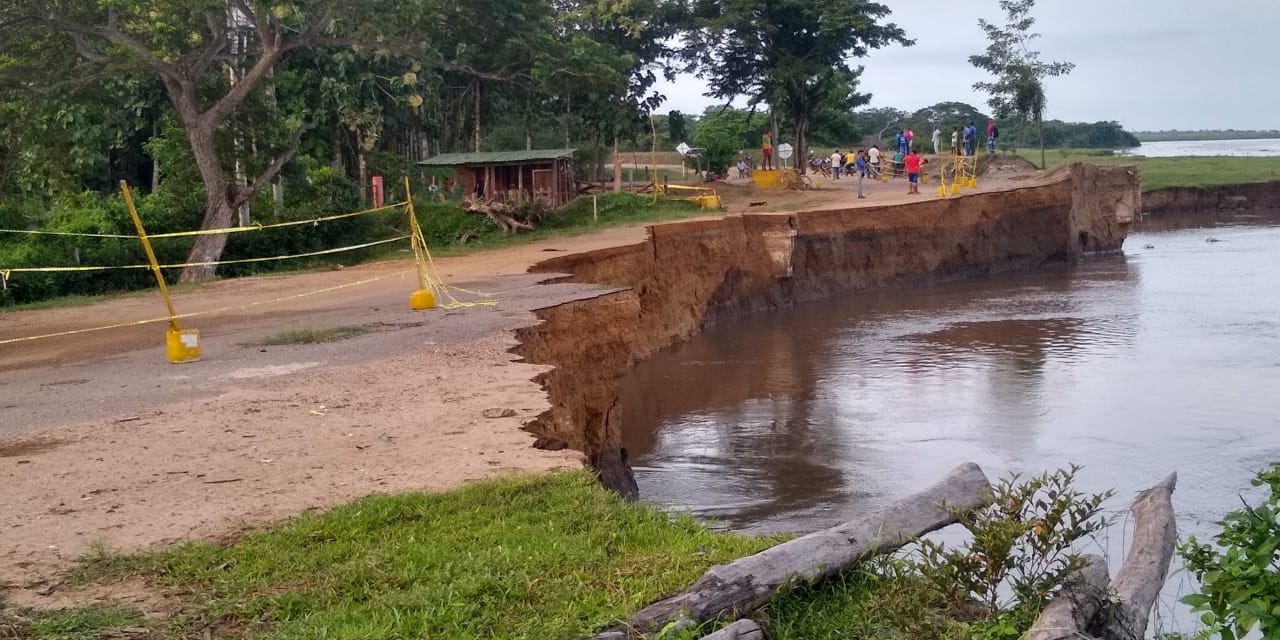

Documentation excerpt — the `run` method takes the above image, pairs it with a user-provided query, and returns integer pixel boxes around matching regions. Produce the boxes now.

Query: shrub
[1179,463,1280,640]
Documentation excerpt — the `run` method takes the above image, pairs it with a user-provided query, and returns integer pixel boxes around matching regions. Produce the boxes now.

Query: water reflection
[622,210,1280,634]
[623,255,1148,532]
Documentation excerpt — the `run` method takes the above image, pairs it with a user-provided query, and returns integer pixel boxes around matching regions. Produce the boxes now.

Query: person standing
[855,149,868,199]
[951,127,960,155]
[868,144,881,179]
[830,149,843,179]
[904,148,926,195]
[987,120,999,154]
[905,128,915,153]
[761,129,774,171]
[895,130,907,156]
[931,127,942,155]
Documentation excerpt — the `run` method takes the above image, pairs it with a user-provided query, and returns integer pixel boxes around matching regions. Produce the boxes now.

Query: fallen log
[700,619,763,640]
[1089,472,1178,640]
[586,462,991,639]
[1025,554,1110,640]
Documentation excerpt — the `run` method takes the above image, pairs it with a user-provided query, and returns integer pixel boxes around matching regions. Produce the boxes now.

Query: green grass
[66,471,777,640]
[433,193,708,256]
[1011,148,1280,192]
[0,603,147,640]
[256,325,371,346]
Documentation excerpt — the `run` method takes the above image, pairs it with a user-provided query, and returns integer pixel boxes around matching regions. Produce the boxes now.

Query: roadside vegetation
[0,467,1149,640]
[1010,149,1280,191]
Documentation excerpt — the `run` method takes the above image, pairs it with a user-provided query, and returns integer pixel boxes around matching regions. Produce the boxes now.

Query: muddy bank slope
[515,163,1140,495]
[1144,180,1280,213]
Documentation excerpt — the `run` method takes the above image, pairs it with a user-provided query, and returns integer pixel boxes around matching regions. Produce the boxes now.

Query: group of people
[945,120,1000,157]
[811,145,929,197]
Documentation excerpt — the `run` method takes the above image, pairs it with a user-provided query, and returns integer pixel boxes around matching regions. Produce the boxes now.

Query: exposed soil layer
[1144,180,1280,213]
[515,163,1140,495]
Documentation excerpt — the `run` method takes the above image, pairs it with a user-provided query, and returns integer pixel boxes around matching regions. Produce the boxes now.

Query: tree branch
[231,122,315,209]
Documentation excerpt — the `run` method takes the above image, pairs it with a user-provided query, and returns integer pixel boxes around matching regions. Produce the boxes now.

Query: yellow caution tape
[0,268,416,346]
[1,235,409,274]
[0,202,406,242]
[147,202,408,239]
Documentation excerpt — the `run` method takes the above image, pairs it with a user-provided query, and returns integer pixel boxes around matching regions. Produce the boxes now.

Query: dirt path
[0,164,1034,604]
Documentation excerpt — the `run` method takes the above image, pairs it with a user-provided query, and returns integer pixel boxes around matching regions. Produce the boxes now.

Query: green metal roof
[416,149,576,167]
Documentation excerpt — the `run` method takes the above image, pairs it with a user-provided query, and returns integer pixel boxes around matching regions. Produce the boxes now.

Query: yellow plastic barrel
[409,288,436,310]
[165,328,201,364]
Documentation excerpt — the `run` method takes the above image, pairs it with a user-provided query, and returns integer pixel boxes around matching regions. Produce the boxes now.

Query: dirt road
[0,162,1033,603]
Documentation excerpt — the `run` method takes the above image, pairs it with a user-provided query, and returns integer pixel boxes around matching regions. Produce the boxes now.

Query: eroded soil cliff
[515,163,1140,495]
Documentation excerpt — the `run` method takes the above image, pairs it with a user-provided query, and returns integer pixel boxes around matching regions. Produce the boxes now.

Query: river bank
[517,163,1138,493]
[0,161,1173,639]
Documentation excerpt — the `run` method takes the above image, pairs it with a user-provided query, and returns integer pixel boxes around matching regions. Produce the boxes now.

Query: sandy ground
[0,161,1034,606]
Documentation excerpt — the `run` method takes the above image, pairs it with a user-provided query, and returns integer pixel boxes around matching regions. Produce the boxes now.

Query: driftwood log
[586,462,992,639]
[1090,472,1178,640]
[699,619,763,640]
[465,200,534,233]
[1025,554,1111,640]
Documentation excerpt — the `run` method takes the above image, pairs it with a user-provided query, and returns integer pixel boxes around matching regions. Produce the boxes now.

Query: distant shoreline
[1134,131,1280,143]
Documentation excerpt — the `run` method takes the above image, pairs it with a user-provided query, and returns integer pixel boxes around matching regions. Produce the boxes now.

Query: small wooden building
[417,149,577,207]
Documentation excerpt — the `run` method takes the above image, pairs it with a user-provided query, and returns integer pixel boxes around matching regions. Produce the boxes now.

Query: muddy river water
[621,210,1280,629]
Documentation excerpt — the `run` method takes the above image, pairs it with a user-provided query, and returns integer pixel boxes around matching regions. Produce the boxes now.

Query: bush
[1179,463,1280,640]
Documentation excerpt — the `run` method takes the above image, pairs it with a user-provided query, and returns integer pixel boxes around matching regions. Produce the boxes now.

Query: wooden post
[517,162,524,202]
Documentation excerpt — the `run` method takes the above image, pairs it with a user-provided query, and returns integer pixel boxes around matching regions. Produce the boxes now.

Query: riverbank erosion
[515,163,1140,496]
[1144,179,1280,213]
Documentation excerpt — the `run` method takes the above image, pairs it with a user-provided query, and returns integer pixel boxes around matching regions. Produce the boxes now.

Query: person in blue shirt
[896,130,907,156]
[854,149,869,199]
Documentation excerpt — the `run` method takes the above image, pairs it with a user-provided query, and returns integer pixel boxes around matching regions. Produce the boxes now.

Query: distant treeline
[1133,130,1280,142]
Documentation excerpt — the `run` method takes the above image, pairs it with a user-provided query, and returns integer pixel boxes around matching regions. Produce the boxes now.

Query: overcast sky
[653,0,1277,131]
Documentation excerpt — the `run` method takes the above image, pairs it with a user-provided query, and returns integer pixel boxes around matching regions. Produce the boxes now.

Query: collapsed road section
[515,163,1141,495]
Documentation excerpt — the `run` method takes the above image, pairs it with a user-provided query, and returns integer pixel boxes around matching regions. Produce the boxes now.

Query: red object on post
[371,176,384,207]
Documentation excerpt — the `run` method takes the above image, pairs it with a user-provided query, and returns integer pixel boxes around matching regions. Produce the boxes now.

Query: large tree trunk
[794,117,809,175]
[177,122,235,283]
[1089,473,1178,640]
[586,462,991,639]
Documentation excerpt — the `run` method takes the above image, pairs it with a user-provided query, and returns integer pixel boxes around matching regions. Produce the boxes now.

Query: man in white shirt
[931,127,942,155]
[830,150,843,179]
[867,145,881,179]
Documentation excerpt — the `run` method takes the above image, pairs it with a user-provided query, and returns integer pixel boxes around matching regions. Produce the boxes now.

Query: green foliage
[969,0,1074,121]
[1179,463,1280,640]
[766,466,1113,640]
[1012,150,1280,192]
[19,604,146,640]
[74,471,776,639]
[914,466,1113,612]
[683,0,910,168]
[692,108,761,175]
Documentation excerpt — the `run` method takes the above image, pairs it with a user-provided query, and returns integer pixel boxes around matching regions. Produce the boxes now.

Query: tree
[668,110,688,146]
[1,0,507,281]
[682,0,910,173]
[969,0,1073,169]
[692,107,760,175]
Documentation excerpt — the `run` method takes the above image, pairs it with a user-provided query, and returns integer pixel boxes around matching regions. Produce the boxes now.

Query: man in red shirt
[904,148,926,194]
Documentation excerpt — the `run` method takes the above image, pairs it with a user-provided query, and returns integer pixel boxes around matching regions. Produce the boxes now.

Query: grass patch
[256,325,371,346]
[1011,148,1280,191]
[0,604,146,640]
[73,471,776,639]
